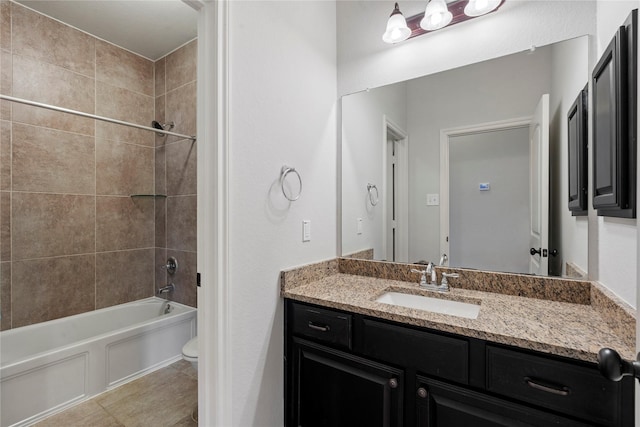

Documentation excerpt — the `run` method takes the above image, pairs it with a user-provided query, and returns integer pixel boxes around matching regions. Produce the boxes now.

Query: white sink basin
[375,292,480,319]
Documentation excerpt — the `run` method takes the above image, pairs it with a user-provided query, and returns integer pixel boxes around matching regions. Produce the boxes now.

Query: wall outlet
[357,218,363,235]
[426,194,439,206]
[303,220,311,242]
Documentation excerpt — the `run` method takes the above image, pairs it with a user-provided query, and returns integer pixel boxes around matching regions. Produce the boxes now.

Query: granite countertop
[281,264,636,364]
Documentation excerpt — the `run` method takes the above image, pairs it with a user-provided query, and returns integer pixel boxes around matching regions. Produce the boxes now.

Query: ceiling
[15,0,198,60]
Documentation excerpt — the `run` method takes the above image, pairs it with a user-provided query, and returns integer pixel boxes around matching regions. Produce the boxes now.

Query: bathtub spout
[157,283,175,295]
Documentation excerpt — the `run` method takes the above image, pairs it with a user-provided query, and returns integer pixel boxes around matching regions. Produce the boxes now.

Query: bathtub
[0,297,196,427]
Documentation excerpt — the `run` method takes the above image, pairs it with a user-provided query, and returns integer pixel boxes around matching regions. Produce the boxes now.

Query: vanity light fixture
[464,0,501,16]
[383,0,505,44]
[382,2,411,44]
[421,0,453,31]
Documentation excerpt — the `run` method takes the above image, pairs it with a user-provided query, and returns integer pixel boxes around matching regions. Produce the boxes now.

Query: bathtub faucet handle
[161,257,178,275]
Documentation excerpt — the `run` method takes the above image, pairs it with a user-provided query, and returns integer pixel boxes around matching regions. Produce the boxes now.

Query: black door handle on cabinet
[597,348,640,382]
[524,377,570,396]
[307,321,330,332]
[530,247,541,256]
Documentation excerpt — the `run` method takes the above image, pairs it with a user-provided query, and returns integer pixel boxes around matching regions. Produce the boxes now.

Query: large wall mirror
[341,35,589,278]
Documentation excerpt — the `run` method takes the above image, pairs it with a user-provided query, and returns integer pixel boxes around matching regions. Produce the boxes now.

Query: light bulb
[420,0,453,31]
[464,0,500,17]
[382,3,411,44]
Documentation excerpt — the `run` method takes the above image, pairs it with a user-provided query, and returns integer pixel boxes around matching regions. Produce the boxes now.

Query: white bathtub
[0,297,196,427]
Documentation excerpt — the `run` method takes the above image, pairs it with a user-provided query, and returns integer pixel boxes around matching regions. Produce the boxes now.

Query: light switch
[357,218,363,235]
[426,194,439,206]
[303,220,311,242]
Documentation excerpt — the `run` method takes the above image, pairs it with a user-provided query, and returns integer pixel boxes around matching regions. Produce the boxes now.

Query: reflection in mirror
[341,36,589,277]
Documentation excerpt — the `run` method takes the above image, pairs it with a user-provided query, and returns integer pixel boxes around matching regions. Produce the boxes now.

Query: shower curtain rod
[0,94,197,142]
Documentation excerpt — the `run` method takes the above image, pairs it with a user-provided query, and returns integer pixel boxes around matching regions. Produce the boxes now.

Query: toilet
[182,336,198,371]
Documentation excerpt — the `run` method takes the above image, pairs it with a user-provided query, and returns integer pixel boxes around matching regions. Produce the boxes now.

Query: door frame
[382,116,409,262]
[439,117,532,260]
[195,1,232,426]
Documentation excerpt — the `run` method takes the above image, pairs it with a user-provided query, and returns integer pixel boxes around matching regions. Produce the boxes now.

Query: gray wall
[406,46,553,264]
[342,83,407,259]
[449,127,530,273]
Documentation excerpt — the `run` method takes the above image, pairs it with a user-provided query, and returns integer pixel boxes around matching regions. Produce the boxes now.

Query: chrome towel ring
[367,183,379,206]
[280,166,302,201]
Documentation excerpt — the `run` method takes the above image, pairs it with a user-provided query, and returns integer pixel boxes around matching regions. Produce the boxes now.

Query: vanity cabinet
[284,300,634,427]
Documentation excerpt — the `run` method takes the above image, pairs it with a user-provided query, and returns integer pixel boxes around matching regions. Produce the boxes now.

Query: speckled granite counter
[281,258,636,364]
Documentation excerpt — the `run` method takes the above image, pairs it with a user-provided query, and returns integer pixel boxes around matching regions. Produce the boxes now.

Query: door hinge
[197,272,201,287]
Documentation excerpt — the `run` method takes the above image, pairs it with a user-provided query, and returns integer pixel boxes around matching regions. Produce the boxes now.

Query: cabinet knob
[388,378,398,389]
[416,387,427,399]
[598,348,640,382]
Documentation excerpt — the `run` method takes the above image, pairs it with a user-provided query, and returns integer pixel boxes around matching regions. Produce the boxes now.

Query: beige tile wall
[155,39,198,309]
[0,2,198,330]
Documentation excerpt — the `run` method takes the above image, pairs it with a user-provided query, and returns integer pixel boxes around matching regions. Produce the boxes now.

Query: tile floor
[33,360,198,427]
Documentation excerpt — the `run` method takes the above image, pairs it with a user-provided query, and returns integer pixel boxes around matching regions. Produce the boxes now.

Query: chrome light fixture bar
[383,0,505,44]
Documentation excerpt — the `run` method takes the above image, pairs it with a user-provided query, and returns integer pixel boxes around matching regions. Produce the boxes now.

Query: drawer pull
[389,378,398,389]
[524,377,570,396]
[307,321,330,332]
[417,387,428,398]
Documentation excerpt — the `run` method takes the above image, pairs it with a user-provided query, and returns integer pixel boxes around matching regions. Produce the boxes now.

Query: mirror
[341,36,589,277]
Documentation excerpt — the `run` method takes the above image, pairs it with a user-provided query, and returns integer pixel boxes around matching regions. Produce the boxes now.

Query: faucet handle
[441,272,459,286]
[411,268,428,286]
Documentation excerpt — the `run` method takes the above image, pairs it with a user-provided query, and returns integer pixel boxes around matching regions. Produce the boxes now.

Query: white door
[383,118,408,263]
[528,94,550,275]
[385,135,396,261]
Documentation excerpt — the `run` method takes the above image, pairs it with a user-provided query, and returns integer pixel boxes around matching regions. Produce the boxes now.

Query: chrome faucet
[439,253,448,266]
[411,262,436,288]
[411,264,458,292]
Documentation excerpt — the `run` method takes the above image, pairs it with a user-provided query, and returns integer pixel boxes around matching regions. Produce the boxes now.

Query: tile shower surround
[0,1,197,330]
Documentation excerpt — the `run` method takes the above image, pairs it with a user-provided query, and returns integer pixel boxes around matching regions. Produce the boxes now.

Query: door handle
[530,247,541,256]
[597,348,640,382]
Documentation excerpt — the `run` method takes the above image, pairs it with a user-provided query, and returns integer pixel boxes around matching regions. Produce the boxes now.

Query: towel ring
[280,166,302,201]
[367,183,379,206]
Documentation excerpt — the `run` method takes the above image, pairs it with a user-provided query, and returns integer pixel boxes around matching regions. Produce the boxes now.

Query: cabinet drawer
[291,303,352,349]
[361,318,469,384]
[486,346,623,425]
[417,376,592,427]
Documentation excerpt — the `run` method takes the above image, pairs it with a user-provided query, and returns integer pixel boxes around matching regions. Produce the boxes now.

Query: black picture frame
[592,9,637,218]
[568,85,588,216]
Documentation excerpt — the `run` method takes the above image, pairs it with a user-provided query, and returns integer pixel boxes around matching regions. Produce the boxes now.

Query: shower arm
[0,94,196,142]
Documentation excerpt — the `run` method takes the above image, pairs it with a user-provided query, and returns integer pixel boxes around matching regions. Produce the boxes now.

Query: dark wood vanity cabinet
[285,300,634,427]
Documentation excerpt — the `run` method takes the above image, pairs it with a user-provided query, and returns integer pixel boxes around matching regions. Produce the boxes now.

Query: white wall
[594,0,637,306]
[341,83,406,259]
[405,48,553,263]
[549,36,590,276]
[337,1,596,96]
[227,1,336,424]
[449,127,530,272]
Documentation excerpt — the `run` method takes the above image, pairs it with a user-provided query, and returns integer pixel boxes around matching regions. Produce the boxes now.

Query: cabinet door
[416,377,591,427]
[293,338,403,427]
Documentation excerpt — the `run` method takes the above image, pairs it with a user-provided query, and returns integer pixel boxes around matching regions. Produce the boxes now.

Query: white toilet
[182,336,198,370]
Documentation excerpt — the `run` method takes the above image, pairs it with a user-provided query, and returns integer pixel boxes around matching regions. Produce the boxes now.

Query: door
[383,117,408,263]
[386,135,396,261]
[293,339,403,427]
[528,94,550,275]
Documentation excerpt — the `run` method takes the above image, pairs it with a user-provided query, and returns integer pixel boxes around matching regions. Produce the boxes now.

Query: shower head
[151,120,175,135]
